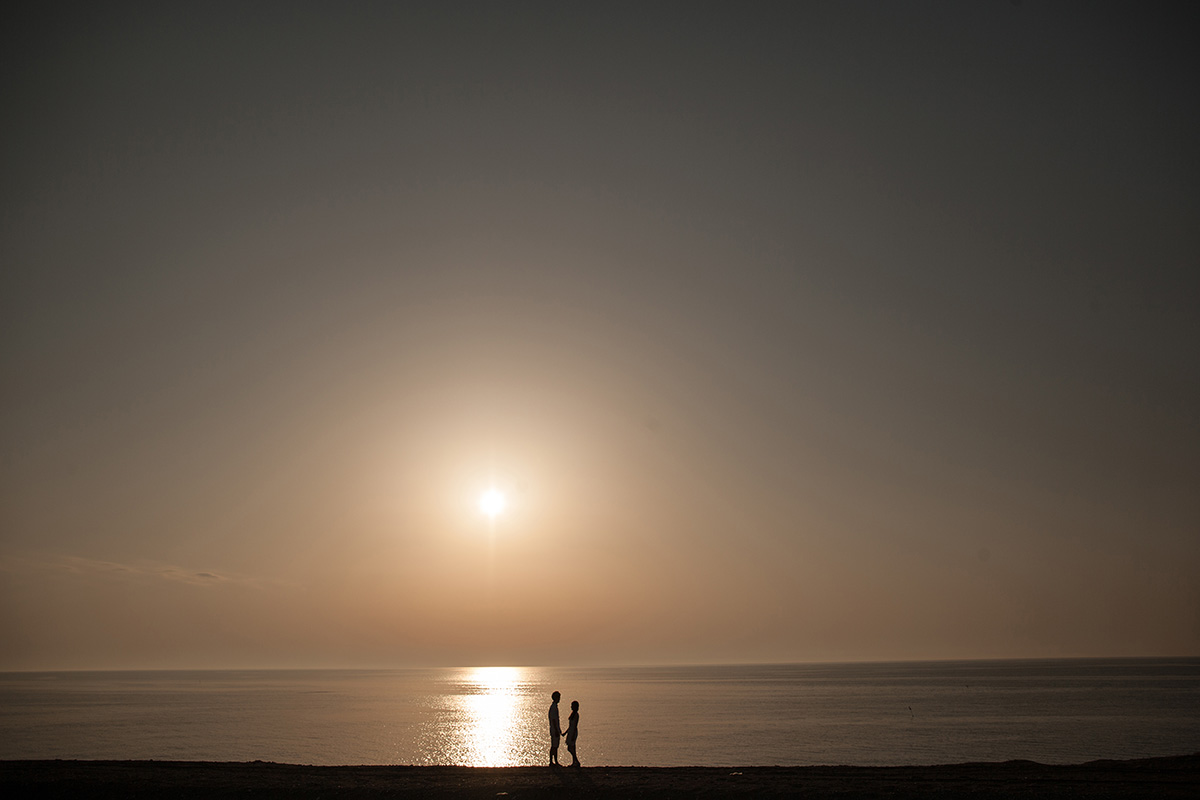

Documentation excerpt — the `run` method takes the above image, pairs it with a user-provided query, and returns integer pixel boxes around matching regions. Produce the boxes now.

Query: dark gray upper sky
[2,1,1197,669]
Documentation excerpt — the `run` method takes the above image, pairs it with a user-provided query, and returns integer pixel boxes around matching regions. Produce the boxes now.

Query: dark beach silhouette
[4,756,1197,798]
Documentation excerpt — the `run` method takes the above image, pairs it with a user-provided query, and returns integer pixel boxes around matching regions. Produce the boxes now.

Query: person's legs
[567,739,580,767]
[549,736,560,766]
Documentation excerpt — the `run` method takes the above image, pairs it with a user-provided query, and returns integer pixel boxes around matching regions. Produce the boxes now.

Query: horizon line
[4,653,1197,674]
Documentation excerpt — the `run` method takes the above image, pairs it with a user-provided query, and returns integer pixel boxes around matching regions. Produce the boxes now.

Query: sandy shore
[3,754,1197,798]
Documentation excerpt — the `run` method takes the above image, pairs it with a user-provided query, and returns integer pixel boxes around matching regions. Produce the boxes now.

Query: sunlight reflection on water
[430,666,545,766]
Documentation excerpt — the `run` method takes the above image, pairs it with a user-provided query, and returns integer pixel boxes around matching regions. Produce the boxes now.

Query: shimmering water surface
[2,659,1197,766]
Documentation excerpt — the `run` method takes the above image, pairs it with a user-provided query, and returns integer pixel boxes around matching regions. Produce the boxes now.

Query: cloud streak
[0,553,264,589]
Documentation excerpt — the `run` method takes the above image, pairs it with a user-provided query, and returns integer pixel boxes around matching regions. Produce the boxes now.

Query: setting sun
[479,488,506,518]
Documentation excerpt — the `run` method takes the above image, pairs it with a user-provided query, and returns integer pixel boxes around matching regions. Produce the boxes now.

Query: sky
[1,1,1197,670]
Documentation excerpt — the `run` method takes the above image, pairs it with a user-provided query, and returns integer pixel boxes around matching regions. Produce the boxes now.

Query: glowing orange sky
[1,2,1197,669]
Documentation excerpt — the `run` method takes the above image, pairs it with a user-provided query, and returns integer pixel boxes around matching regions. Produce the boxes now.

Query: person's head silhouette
[571,700,579,711]
[552,691,560,702]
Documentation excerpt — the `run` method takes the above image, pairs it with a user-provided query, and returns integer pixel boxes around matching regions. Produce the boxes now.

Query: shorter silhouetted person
[565,699,581,767]
[548,691,563,766]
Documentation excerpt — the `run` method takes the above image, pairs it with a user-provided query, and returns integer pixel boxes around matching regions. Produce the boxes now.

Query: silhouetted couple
[548,691,580,767]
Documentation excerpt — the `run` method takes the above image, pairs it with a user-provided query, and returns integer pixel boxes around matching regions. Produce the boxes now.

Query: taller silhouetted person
[548,691,563,766]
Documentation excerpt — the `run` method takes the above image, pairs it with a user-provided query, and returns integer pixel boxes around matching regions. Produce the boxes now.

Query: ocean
[1,659,1197,767]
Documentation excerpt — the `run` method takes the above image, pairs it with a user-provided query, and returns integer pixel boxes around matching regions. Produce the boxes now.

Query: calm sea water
[1,659,1197,767]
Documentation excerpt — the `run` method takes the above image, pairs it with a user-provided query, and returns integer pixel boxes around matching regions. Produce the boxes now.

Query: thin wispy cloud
[0,553,265,589]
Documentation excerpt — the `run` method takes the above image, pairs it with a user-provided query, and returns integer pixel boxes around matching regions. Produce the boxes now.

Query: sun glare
[479,488,506,518]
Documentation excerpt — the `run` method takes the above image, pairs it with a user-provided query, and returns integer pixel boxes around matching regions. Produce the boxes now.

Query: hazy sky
[2,2,1197,670]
